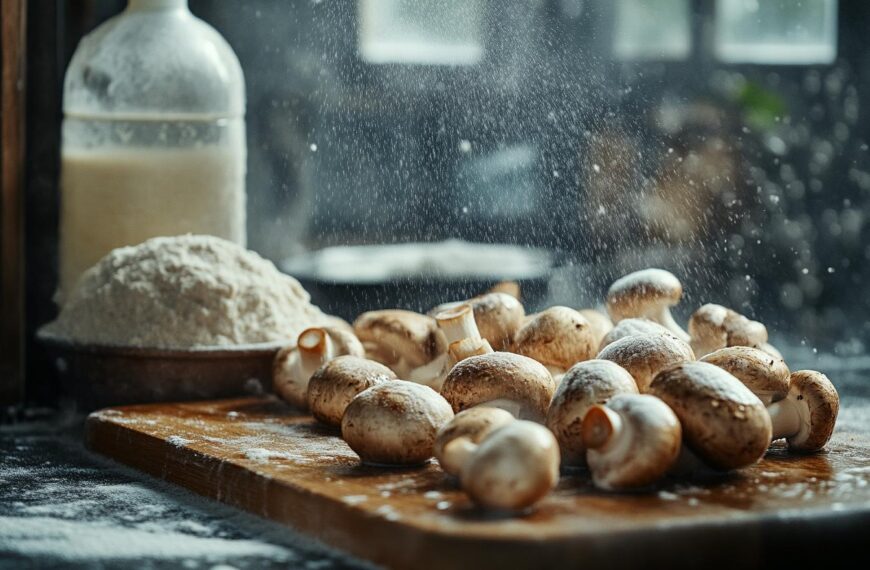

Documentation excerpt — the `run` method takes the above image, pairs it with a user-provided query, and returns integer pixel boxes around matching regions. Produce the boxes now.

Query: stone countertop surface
[0,348,868,569]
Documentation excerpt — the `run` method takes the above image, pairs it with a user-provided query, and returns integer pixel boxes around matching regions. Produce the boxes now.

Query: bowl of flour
[39,235,343,409]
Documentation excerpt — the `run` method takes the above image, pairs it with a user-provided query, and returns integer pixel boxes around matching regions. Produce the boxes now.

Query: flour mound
[44,235,334,348]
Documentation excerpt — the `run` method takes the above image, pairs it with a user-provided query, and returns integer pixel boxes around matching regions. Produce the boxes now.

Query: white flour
[43,235,336,348]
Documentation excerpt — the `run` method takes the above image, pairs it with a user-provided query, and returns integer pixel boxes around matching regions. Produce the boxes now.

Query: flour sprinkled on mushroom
[274,326,364,409]
[700,346,790,406]
[606,268,689,341]
[767,370,839,453]
[598,318,670,351]
[307,356,397,427]
[596,333,694,392]
[688,304,768,358]
[577,309,613,347]
[512,306,597,378]
[434,407,515,476]
[545,360,638,467]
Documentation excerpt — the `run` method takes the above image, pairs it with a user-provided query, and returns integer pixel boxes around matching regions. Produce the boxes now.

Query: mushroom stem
[481,399,521,417]
[408,353,449,388]
[440,436,478,476]
[582,405,623,450]
[297,328,333,372]
[768,398,803,441]
[654,308,690,342]
[449,338,493,362]
[436,304,481,344]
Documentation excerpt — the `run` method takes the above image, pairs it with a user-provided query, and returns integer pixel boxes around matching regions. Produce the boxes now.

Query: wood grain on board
[87,397,870,570]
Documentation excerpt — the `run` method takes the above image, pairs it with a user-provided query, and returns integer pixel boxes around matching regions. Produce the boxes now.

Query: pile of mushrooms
[270,271,840,513]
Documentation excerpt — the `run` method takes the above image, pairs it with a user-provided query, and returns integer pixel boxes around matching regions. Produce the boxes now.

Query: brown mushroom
[459,420,560,511]
[341,380,454,466]
[353,309,447,377]
[688,304,768,358]
[596,333,695,392]
[273,326,364,409]
[433,407,515,476]
[430,293,525,351]
[307,356,397,427]
[606,268,689,341]
[578,309,613,347]
[767,370,839,452]
[649,361,772,470]
[700,346,790,406]
[512,306,597,377]
[441,352,556,422]
[545,360,638,467]
[582,394,682,490]
[598,318,670,351]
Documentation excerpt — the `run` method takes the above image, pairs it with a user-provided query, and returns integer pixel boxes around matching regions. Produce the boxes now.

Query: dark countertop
[1,346,868,569]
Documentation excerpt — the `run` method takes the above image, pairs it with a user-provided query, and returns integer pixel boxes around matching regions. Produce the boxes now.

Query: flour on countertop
[42,235,339,349]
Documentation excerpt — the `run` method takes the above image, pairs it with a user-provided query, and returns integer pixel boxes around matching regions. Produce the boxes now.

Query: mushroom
[688,303,768,358]
[406,304,494,389]
[596,333,694,392]
[430,292,525,351]
[433,407,515,476]
[341,380,454,466]
[582,394,682,490]
[458,420,560,511]
[545,360,638,467]
[598,318,670,352]
[700,346,790,406]
[512,306,597,378]
[649,361,772,470]
[766,370,839,453]
[353,309,447,385]
[578,309,613,347]
[606,268,689,342]
[307,356,397,427]
[273,326,364,409]
[488,280,521,300]
[441,352,556,422]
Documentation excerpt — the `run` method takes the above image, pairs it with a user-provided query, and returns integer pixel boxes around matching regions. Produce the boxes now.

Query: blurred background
[20,0,870,402]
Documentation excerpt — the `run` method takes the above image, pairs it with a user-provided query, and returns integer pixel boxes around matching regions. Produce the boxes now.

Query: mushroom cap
[441,352,556,422]
[606,268,683,322]
[700,346,790,406]
[598,318,670,352]
[460,420,560,511]
[430,293,525,351]
[353,310,446,370]
[688,304,768,357]
[307,356,397,427]
[578,309,614,347]
[341,380,454,466]
[545,360,638,467]
[433,407,515,476]
[596,333,695,392]
[785,370,839,452]
[584,394,682,490]
[512,306,597,371]
[649,362,772,470]
[273,327,365,409]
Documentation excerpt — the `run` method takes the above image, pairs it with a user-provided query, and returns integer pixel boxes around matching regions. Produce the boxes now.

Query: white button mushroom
[605,268,689,342]
[341,380,454,466]
[512,306,597,379]
[582,394,682,490]
[649,362,772,470]
[699,349,839,453]
[440,352,556,422]
[353,309,447,385]
[458,420,560,511]
[430,292,525,351]
[596,332,695,392]
[577,308,614,348]
[273,326,364,409]
[598,318,670,352]
[433,407,515,476]
[700,346,790,406]
[767,370,839,453]
[688,303,768,358]
[545,360,638,467]
[306,356,397,428]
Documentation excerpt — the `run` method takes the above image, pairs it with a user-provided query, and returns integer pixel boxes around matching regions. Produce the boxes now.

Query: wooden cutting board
[86,397,870,570]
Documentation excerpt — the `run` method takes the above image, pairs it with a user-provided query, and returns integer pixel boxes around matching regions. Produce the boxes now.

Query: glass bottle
[58,0,246,300]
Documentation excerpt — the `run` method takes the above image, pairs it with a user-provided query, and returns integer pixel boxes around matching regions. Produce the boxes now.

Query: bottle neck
[127,0,188,12]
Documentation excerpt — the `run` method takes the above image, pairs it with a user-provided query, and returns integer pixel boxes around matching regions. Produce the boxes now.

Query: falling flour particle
[42,235,337,349]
